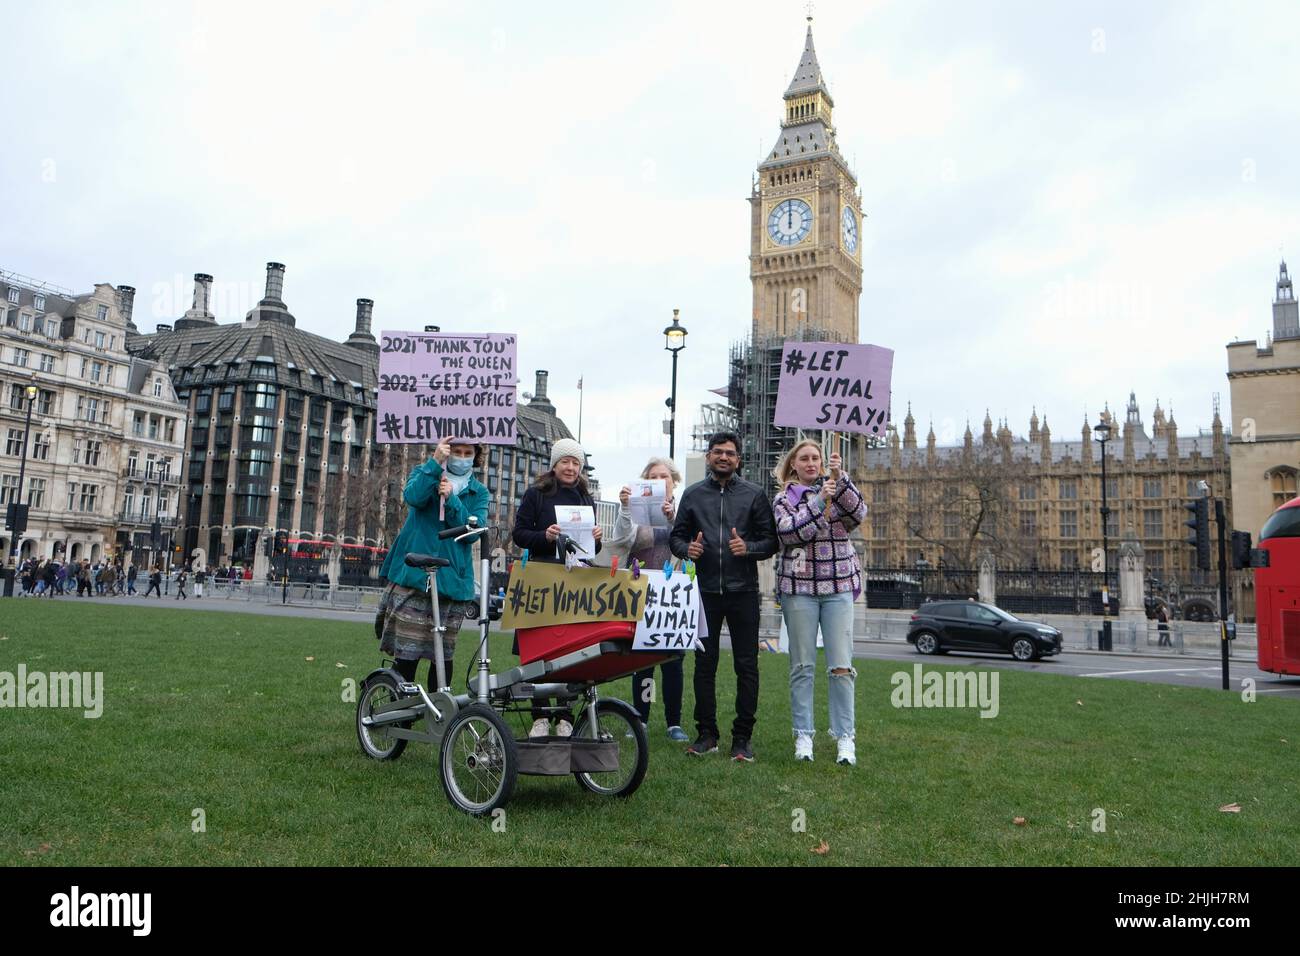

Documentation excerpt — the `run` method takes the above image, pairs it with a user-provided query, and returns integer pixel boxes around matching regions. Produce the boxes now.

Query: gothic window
[1268,467,1298,508]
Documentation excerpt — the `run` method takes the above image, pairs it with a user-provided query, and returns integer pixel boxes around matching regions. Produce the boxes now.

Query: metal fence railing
[202,580,385,611]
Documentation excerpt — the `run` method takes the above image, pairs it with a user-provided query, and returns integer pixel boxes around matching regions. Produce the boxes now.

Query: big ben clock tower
[750,17,863,344]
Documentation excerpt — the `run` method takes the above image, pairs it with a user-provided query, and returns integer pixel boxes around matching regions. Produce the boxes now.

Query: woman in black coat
[511,438,603,738]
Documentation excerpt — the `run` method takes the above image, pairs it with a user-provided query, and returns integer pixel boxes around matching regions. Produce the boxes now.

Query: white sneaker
[555,719,573,738]
[836,737,856,766]
[794,732,814,762]
[529,718,551,738]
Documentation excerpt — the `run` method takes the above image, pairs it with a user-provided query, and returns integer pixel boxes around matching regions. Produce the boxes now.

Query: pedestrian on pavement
[1157,605,1171,647]
[127,563,138,595]
[40,560,57,597]
[194,564,205,598]
[145,566,162,598]
[670,431,778,763]
[175,567,188,600]
[772,439,866,767]
[101,562,117,597]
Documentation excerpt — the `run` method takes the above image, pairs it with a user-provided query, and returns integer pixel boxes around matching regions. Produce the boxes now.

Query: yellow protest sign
[501,562,649,630]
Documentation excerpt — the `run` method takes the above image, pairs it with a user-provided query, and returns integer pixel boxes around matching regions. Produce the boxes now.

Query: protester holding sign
[610,456,689,742]
[772,440,866,766]
[670,431,778,762]
[512,437,604,738]
[375,440,489,696]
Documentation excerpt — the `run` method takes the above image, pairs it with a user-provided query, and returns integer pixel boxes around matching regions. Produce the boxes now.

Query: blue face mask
[446,457,473,476]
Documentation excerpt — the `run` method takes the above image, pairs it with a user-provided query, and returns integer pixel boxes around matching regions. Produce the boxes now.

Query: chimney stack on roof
[176,273,218,331]
[344,297,379,355]
[264,262,286,302]
[527,369,556,414]
[117,285,136,331]
[245,261,296,327]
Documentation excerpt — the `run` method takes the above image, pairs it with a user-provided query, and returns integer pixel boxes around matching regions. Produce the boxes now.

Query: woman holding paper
[512,437,603,737]
[611,457,689,742]
[772,439,867,766]
[375,439,489,698]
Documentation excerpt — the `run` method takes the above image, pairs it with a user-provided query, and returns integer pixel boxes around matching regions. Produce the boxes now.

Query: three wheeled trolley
[357,519,678,816]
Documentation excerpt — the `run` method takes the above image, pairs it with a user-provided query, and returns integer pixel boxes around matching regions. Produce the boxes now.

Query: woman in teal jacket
[376,439,489,692]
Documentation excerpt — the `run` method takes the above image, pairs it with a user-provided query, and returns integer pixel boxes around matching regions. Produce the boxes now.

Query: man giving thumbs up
[669,432,778,762]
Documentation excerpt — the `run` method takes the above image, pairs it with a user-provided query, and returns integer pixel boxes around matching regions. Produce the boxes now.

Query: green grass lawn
[1,601,1296,866]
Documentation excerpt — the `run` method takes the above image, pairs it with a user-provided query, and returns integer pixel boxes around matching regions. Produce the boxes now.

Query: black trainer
[686,734,718,756]
[731,738,755,762]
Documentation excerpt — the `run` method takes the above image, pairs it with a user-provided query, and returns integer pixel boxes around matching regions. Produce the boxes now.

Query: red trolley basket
[515,620,680,685]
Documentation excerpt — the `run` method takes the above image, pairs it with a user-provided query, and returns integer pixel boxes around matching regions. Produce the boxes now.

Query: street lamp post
[1094,420,1113,650]
[663,309,688,460]
[6,383,40,575]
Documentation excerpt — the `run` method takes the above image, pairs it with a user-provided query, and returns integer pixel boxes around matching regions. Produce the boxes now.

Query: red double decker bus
[1255,496,1300,676]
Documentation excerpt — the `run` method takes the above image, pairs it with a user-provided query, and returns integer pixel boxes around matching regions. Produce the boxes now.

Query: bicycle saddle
[404,553,452,569]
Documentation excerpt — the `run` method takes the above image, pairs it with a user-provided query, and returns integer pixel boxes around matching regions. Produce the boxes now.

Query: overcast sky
[3,0,1296,495]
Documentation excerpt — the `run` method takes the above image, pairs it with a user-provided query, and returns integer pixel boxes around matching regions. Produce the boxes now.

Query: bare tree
[902,447,1039,569]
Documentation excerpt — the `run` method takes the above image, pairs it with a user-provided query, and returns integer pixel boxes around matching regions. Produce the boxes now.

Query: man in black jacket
[670,431,777,762]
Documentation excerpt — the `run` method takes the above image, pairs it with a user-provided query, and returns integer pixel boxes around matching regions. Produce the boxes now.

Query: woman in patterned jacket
[772,439,867,766]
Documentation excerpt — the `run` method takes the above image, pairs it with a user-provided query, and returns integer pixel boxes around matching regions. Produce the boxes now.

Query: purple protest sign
[773,342,894,436]
[376,331,519,445]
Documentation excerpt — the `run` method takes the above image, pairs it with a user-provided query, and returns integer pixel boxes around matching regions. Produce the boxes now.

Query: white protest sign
[633,570,704,651]
[628,479,668,528]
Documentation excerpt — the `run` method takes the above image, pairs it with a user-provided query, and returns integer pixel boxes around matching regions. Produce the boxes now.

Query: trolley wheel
[439,703,517,817]
[357,672,409,761]
[570,699,649,798]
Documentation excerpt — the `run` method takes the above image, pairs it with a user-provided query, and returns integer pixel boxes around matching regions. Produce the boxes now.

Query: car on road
[906,601,1063,661]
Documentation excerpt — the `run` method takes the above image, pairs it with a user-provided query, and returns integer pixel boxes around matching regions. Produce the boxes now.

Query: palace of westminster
[3,18,1296,619]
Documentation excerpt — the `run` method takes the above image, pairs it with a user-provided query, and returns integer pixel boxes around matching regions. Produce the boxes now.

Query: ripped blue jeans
[781,591,856,739]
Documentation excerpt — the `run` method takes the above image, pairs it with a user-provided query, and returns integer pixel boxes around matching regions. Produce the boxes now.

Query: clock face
[841,206,858,254]
[767,198,813,246]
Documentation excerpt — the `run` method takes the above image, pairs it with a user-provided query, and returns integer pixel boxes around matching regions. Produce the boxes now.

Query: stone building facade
[1226,260,1300,536]
[857,396,1232,591]
[0,271,187,566]
[1225,259,1300,620]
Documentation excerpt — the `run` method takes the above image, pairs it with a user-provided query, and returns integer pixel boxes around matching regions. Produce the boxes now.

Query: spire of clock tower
[761,19,840,171]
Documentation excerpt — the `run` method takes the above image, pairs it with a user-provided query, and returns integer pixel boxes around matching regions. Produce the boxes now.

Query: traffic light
[1184,498,1211,571]
[274,530,289,555]
[1231,530,1252,570]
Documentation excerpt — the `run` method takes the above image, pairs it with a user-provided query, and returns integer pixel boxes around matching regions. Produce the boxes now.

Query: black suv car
[906,601,1063,661]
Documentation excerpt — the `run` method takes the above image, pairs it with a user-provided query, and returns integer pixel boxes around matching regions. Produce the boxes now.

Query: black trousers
[394,656,457,692]
[633,656,684,727]
[694,590,761,742]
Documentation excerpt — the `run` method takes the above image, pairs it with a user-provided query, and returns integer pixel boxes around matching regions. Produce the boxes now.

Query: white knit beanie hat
[550,438,585,470]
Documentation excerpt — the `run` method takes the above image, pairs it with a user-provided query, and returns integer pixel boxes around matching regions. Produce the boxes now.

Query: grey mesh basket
[514,737,620,776]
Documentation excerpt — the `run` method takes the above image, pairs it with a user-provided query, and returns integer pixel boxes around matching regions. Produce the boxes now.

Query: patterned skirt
[375,583,475,662]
